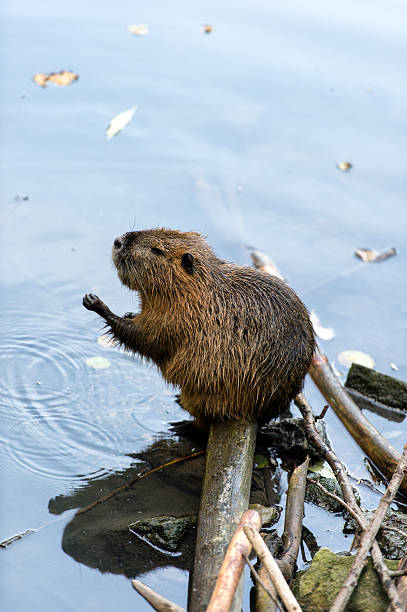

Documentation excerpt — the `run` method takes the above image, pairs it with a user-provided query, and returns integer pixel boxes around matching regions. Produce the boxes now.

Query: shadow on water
[48,436,205,578]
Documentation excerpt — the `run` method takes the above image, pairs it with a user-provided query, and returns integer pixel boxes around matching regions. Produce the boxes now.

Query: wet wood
[244,525,303,612]
[279,457,309,581]
[189,420,257,612]
[206,509,262,612]
[309,352,407,498]
[255,457,309,612]
[330,442,407,612]
[131,579,187,612]
[295,393,402,611]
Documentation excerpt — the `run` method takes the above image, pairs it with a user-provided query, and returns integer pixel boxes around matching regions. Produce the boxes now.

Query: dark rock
[346,363,407,413]
[129,515,197,553]
[260,418,331,462]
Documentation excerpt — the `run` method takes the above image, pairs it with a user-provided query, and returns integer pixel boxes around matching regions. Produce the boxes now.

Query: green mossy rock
[346,363,407,410]
[129,515,197,553]
[293,547,399,612]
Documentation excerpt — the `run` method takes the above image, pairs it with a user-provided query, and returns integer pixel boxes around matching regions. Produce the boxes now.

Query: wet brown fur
[86,228,315,426]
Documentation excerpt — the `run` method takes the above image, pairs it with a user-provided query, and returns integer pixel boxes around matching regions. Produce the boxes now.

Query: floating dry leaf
[86,356,111,370]
[97,335,117,349]
[355,247,397,263]
[127,24,149,36]
[337,161,352,172]
[106,106,136,140]
[250,249,285,280]
[32,70,79,88]
[203,24,214,34]
[310,311,335,341]
[337,350,375,369]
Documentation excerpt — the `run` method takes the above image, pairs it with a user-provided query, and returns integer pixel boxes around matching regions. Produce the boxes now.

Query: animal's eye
[151,247,164,256]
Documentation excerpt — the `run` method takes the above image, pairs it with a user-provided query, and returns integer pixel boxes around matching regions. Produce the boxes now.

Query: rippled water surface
[1,0,406,610]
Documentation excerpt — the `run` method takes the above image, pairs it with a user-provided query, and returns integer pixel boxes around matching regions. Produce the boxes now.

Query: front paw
[83,293,107,315]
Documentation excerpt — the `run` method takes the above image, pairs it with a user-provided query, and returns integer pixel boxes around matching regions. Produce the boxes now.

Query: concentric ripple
[0,304,182,485]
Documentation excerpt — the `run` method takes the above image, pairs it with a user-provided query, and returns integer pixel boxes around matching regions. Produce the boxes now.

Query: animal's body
[83,229,315,425]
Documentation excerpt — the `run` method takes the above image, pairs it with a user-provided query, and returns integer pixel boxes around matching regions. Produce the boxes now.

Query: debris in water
[337,350,375,369]
[86,356,111,369]
[355,247,397,263]
[32,70,79,87]
[250,249,285,280]
[127,24,149,36]
[106,107,136,140]
[310,311,335,341]
[337,161,352,172]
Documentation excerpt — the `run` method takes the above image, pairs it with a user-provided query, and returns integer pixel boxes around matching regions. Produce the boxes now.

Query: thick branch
[206,510,262,612]
[244,525,303,612]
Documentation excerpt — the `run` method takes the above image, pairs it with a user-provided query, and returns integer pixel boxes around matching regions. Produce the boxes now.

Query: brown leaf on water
[337,161,353,172]
[32,70,79,87]
[127,24,149,36]
[355,247,397,263]
[203,24,214,34]
[32,73,49,87]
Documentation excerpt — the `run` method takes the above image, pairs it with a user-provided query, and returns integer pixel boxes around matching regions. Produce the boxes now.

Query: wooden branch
[131,579,187,612]
[243,552,278,605]
[244,525,303,612]
[279,456,310,581]
[206,510,262,612]
[255,457,309,612]
[295,393,402,612]
[309,352,407,498]
[330,443,407,612]
[189,420,258,612]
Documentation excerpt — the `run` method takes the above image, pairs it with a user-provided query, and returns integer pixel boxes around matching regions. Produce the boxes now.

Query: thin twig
[76,450,204,515]
[380,526,407,540]
[243,552,278,605]
[244,525,303,612]
[389,570,407,578]
[315,405,329,420]
[305,477,361,525]
[330,443,407,612]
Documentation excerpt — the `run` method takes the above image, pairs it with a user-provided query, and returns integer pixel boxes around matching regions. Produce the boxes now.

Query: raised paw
[83,293,106,314]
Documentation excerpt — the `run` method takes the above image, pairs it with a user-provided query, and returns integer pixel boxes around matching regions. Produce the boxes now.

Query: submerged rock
[293,547,399,611]
[129,515,197,553]
[305,463,360,513]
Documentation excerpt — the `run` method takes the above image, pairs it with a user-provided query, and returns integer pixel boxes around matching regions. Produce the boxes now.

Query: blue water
[1,0,406,609]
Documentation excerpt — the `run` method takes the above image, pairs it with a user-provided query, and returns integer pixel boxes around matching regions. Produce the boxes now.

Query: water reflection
[49,438,205,577]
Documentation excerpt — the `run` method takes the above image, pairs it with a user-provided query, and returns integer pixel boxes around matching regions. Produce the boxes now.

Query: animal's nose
[113,236,123,250]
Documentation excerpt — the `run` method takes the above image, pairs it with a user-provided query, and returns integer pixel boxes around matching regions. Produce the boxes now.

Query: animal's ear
[181,252,195,274]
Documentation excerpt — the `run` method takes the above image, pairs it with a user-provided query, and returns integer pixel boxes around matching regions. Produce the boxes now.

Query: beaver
[83,228,315,426]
